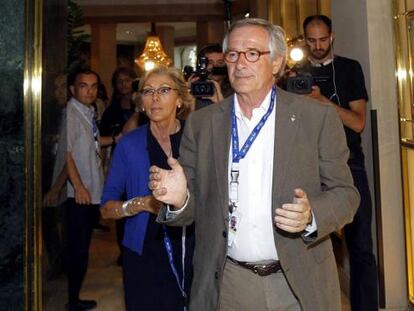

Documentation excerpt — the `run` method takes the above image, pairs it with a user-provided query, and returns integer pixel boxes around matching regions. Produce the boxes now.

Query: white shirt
[167,88,317,260]
[67,97,104,204]
[227,89,278,262]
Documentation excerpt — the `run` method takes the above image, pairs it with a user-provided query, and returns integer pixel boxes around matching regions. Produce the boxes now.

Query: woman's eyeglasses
[141,86,177,97]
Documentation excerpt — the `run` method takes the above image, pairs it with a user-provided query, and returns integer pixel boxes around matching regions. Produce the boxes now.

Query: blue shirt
[101,125,151,254]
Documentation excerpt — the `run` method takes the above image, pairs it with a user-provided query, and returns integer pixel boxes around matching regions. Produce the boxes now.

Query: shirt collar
[233,88,273,120]
[308,55,335,67]
[69,97,95,119]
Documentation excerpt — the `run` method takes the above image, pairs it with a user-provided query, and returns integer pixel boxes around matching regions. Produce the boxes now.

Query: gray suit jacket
[158,87,359,310]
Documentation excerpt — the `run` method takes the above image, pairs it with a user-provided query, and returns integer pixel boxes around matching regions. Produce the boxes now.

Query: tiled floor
[44,220,124,311]
[44,221,351,310]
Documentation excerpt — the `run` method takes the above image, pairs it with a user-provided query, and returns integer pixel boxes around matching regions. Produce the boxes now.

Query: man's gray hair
[222,18,287,77]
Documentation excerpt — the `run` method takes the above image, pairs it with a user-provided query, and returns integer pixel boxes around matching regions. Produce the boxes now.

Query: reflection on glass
[399,13,414,305]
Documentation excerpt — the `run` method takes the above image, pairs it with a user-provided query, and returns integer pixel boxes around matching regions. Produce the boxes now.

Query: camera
[188,56,215,97]
[286,72,330,94]
[185,57,228,98]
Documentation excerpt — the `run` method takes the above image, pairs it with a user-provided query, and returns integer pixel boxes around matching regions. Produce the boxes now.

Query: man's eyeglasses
[141,86,177,97]
[224,49,271,63]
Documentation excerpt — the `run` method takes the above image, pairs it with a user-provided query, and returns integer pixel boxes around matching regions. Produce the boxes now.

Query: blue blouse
[101,125,151,254]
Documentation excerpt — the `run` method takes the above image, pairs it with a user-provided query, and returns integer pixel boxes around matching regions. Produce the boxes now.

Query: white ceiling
[77,22,197,44]
[118,22,196,43]
[74,0,212,43]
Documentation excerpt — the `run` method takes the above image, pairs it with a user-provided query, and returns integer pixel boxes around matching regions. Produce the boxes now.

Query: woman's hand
[128,195,163,215]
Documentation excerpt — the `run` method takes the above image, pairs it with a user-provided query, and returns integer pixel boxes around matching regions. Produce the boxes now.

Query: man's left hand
[274,188,312,233]
[308,85,331,105]
[206,80,224,103]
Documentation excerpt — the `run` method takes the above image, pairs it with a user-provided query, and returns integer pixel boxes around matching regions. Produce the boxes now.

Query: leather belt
[228,257,282,277]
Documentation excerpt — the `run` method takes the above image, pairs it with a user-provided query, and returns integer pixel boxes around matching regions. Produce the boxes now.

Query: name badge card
[228,210,242,247]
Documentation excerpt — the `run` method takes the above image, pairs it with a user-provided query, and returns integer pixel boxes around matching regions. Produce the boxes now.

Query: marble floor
[44,220,124,311]
[44,221,351,311]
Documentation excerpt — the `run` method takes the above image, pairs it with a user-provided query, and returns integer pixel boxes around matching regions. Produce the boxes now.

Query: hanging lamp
[135,22,172,71]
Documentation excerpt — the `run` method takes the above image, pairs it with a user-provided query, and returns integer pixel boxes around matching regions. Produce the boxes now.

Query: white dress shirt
[166,88,316,261]
[227,89,278,262]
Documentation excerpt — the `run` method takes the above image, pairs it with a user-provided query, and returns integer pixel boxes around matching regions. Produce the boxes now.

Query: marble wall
[0,0,25,309]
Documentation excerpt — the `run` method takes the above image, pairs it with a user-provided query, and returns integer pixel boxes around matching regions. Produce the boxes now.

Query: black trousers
[42,200,66,278]
[344,168,379,311]
[66,198,99,304]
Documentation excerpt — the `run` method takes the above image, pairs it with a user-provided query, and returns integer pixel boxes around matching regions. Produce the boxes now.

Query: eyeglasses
[224,49,271,63]
[141,86,177,97]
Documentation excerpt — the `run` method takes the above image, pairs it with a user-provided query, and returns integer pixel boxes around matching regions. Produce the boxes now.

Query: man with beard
[301,15,378,311]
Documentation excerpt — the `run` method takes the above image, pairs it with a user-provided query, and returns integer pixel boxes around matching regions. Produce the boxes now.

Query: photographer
[189,44,233,109]
[294,15,378,311]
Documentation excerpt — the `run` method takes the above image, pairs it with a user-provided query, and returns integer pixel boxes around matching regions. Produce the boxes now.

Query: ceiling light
[135,23,172,71]
[289,47,304,62]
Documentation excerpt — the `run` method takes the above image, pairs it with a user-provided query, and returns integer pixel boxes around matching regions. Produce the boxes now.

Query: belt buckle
[253,264,268,276]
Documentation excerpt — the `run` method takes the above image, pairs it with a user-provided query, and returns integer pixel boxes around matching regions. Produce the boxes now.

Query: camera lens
[286,75,313,94]
[191,81,215,97]
[294,79,308,90]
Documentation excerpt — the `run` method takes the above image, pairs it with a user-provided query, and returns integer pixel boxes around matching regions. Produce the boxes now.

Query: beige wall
[268,0,331,39]
[90,23,117,95]
[332,0,408,309]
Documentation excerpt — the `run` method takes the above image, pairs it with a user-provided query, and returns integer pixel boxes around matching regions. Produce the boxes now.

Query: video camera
[184,56,228,98]
[286,72,330,95]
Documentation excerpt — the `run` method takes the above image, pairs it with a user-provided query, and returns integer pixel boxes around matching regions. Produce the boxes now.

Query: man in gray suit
[149,18,359,310]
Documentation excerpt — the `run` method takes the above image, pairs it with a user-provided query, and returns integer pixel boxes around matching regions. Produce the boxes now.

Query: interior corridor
[43,220,351,311]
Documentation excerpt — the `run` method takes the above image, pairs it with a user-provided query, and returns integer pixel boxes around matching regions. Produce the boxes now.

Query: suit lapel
[273,89,300,210]
[211,97,232,221]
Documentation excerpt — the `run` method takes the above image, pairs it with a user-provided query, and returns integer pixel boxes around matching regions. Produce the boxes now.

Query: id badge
[229,181,238,203]
[227,210,242,247]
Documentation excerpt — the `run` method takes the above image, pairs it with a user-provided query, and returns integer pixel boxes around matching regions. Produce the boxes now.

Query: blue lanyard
[231,86,277,164]
[92,117,102,161]
[229,87,276,210]
[163,225,188,311]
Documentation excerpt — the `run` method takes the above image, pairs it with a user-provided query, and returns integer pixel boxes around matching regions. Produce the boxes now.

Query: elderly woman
[100,66,195,311]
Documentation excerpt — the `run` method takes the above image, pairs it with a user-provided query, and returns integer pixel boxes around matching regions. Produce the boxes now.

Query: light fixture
[135,23,172,71]
[286,35,306,67]
[289,47,304,62]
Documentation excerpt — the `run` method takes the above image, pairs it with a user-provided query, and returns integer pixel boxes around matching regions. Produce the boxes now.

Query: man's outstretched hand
[149,157,188,209]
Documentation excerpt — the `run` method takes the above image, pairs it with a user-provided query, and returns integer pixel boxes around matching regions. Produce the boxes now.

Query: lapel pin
[290,114,296,122]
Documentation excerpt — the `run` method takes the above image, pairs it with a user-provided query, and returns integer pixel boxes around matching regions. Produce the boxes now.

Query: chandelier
[135,23,172,71]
